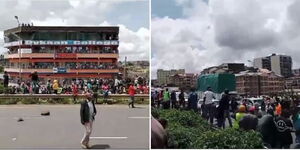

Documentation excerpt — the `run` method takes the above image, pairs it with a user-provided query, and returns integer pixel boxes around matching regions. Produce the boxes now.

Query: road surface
[0,104,149,149]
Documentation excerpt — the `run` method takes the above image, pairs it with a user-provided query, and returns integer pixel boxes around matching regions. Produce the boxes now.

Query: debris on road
[17,118,24,122]
[41,110,50,116]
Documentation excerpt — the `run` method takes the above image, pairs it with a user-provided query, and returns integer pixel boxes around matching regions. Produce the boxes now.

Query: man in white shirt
[80,92,97,149]
[202,87,216,125]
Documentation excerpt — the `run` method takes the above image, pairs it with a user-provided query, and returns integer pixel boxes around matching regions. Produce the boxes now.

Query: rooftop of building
[4,25,119,35]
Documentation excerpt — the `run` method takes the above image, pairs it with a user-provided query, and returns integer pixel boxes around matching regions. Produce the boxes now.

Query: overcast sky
[0,0,149,62]
[152,0,300,79]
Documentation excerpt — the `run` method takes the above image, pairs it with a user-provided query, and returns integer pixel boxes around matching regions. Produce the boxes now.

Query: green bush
[192,128,264,149]
[154,109,264,149]
[21,98,40,104]
[0,98,19,104]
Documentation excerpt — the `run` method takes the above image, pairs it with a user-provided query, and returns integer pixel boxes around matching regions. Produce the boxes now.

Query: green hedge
[153,109,264,149]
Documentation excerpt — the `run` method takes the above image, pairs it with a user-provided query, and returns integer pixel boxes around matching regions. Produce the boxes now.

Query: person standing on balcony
[128,83,136,108]
[80,92,97,149]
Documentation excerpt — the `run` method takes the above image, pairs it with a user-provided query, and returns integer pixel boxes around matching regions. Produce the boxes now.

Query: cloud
[152,0,300,78]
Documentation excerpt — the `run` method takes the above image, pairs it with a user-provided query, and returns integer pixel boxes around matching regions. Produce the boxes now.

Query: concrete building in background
[235,69,285,96]
[157,69,185,86]
[3,25,120,82]
[293,68,300,76]
[169,73,198,89]
[285,76,300,90]
[201,63,245,75]
[253,54,292,78]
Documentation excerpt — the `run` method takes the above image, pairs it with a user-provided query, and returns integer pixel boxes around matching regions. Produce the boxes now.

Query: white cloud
[152,0,300,78]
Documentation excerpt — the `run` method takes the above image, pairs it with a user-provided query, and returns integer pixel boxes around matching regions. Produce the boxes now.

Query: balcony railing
[6,53,119,59]
[4,68,120,73]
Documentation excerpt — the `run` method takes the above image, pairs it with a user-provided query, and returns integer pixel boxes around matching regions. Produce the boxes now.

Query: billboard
[53,68,67,73]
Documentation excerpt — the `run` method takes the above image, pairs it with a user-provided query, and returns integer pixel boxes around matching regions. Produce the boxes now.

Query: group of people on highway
[2,72,149,95]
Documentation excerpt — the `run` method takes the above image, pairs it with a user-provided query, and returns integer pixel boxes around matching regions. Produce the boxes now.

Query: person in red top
[128,83,136,108]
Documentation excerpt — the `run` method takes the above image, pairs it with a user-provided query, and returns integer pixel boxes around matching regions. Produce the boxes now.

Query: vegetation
[0,66,3,73]
[0,96,149,105]
[152,109,264,149]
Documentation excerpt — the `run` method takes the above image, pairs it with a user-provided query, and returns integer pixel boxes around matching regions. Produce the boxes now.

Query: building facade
[293,69,300,76]
[4,26,119,82]
[169,73,198,89]
[157,69,185,86]
[201,63,245,75]
[253,54,292,77]
[235,70,285,96]
[285,76,300,90]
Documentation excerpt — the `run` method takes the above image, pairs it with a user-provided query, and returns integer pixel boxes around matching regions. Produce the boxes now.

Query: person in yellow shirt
[233,105,246,129]
[53,80,59,94]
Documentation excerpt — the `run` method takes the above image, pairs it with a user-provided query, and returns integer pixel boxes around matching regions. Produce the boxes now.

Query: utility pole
[124,56,127,79]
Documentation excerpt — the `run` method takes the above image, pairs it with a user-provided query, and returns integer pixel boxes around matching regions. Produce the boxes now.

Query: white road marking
[128,116,149,119]
[12,138,17,141]
[90,137,128,139]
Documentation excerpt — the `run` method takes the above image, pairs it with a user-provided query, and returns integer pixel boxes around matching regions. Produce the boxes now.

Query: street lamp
[14,16,20,26]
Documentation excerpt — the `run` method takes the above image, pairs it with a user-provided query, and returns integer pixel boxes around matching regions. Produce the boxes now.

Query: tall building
[157,69,185,86]
[253,54,292,77]
[235,69,285,96]
[4,26,119,82]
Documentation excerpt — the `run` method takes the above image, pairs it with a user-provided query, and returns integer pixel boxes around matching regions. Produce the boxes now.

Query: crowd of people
[3,72,149,96]
[20,62,118,70]
[152,87,300,148]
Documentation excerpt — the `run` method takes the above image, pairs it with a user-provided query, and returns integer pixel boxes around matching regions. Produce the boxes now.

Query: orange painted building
[4,26,120,81]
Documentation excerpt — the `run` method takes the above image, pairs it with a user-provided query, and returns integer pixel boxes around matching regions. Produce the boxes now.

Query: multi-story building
[235,69,285,96]
[201,63,245,75]
[253,57,271,71]
[157,69,185,86]
[169,73,198,89]
[253,54,292,77]
[4,25,119,82]
[285,76,300,90]
[293,69,300,76]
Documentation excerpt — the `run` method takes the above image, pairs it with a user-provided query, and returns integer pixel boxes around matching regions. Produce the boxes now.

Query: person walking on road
[163,88,171,109]
[187,88,198,112]
[170,90,177,109]
[233,105,246,129]
[30,71,39,94]
[52,80,59,94]
[3,71,9,88]
[202,87,216,125]
[80,92,97,149]
[179,90,185,108]
[217,89,232,128]
[128,83,136,108]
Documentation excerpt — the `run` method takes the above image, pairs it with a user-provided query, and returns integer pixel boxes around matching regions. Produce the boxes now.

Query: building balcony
[5,53,119,59]
[4,68,119,74]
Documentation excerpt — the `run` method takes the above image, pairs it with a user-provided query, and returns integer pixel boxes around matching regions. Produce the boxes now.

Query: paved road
[0,104,149,149]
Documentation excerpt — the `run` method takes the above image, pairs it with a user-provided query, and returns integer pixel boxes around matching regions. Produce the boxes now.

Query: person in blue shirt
[188,88,198,112]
